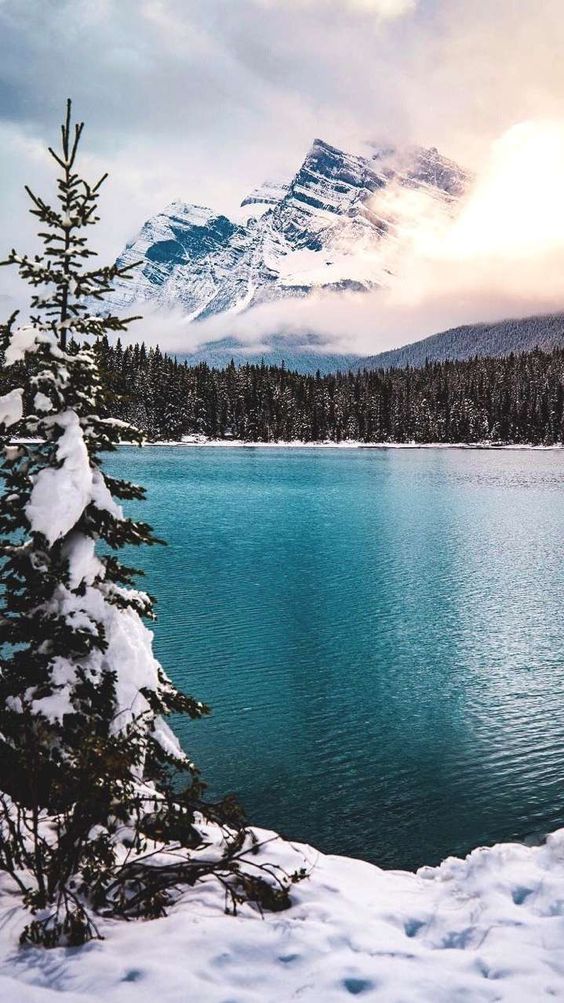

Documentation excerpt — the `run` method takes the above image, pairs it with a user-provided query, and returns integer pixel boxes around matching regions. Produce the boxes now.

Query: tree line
[78,340,564,444]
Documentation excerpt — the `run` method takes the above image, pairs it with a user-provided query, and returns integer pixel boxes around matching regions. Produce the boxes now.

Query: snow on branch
[0,389,23,428]
[26,410,123,544]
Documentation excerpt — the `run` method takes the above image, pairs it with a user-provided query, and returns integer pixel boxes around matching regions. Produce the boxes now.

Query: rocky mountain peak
[106,138,471,323]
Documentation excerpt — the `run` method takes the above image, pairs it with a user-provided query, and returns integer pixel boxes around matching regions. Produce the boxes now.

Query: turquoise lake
[105,446,564,870]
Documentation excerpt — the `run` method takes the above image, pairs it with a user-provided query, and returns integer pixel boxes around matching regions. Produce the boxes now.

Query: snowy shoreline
[2,825,564,1001]
[13,436,564,451]
[146,437,564,451]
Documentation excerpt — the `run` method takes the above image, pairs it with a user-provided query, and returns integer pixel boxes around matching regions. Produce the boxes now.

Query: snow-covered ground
[152,435,564,450]
[2,826,564,1002]
[13,436,564,450]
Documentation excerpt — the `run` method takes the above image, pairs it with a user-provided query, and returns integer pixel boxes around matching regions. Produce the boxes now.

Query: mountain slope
[176,336,363,375]
[175,313,564,375]
[108,139,470,319]
[363,312,564,370]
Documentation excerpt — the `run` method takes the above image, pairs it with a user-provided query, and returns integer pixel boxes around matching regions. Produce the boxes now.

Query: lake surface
[104,446,564,870]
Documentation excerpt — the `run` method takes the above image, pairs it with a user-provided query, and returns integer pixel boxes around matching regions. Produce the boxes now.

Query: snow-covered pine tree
[0,101,299,948]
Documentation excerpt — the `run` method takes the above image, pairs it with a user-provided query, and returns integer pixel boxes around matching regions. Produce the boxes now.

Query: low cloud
[2,1,564,355]
[140,119,564,358]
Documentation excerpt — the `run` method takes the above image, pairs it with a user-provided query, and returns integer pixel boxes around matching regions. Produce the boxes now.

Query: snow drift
[2,825,564,1002]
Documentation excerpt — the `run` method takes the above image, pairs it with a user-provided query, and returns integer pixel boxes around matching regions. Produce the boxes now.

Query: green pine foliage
[0,103,301,949]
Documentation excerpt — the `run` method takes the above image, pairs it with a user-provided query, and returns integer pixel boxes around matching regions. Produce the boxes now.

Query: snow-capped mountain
[108,139,471,319]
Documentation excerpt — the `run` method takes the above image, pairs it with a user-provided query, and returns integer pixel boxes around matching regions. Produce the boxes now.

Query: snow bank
[2,827,564,1001]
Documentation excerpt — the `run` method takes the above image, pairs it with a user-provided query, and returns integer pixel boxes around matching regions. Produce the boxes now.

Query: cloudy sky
[1,0,564,353]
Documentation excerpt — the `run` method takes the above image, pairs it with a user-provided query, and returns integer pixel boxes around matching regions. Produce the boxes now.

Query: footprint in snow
[511,886,534,905]
[342,976,376,995]
[404,918,426,938]
[122,969,144,982]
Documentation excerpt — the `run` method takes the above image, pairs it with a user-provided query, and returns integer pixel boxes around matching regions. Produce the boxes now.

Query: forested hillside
[175,313,564,375]
[4,338,564,444]
[177,335,363,375]
[365,312,564,370]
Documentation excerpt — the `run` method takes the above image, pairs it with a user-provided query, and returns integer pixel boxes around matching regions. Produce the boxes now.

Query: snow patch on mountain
[107,139,471,324]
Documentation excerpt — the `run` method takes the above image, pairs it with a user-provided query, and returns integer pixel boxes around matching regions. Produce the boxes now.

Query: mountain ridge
[108,138,471,321]
[174,312,564,375]
[108,140,564,374]
[363,312,564,371]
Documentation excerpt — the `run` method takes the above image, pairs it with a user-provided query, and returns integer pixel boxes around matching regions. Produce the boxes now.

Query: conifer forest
[4,339,560,445]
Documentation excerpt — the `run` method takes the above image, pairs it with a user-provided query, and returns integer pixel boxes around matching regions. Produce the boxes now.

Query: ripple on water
[105,446,564,869]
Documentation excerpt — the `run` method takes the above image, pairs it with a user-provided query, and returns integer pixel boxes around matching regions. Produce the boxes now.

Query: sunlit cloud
[443,121,564,260]
[146,119,564,358]
[1,1,564,354]
[254,0,416,16]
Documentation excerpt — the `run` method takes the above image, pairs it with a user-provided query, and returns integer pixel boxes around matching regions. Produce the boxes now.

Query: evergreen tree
[0,102,300,948]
